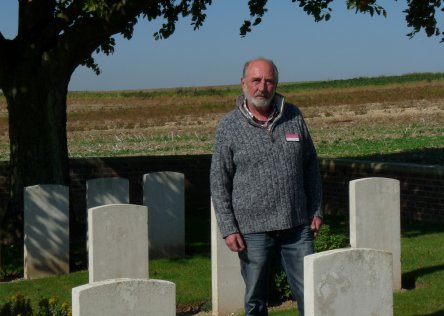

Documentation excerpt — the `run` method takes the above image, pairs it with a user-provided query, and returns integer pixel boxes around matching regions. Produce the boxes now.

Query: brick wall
[0,155,443,232]
[320,158,444,222]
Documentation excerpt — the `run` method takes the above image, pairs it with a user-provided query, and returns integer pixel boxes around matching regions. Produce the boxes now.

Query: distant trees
[0,0,442,240]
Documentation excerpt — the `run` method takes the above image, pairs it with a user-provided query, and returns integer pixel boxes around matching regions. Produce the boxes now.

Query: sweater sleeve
[210,119,239,238]
[299,113,323,219]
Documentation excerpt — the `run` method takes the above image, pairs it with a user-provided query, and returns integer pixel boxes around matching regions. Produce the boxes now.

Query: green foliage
[0,244,23,281]
[0,294,71,316]
[404,1,443,40]
[314,224,349,252]
[270,267,292,302]
[36,296,71,316]
[270,224,349,301]
[278,72,444,93]
[0,294,33,316]
[346,0,387,17]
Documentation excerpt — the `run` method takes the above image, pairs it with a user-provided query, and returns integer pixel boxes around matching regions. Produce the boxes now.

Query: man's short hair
[242,58,279,83]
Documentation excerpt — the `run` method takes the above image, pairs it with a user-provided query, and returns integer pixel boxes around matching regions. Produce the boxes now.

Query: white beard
[243,89,275,109]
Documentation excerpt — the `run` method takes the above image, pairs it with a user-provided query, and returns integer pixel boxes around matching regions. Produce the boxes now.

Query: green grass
[317,135,444,164]
[151,256,211,309]
[0,271,87,310]
[1,216,443,315]
[278,72,444,93]
[65,72,444,98]
[0,257,212,313]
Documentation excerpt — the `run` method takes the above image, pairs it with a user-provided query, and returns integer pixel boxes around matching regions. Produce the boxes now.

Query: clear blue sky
[1,1,443,91]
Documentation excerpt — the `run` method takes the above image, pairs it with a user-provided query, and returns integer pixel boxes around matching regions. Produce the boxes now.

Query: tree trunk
[1,67,70,241]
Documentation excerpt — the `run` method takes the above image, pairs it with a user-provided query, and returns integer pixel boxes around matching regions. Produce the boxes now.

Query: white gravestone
[85,177,129,252]
[211,199,245,316]
[304,248,393,316]
[72,278,175,316]
[24,185,69,279]
[88,204,148,282]
[86,177,129,209]
[143,171,185,259]
[350,177,401,290]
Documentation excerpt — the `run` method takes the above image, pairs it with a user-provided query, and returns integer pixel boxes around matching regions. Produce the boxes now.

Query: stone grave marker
[88,204,148,282]
[143,171,185,259]
[24,184,70,279]
[211,199,245,316]
[304,248,393,316]
[72,278,175,316]
[350,177,401,290]
[86,177,129,209]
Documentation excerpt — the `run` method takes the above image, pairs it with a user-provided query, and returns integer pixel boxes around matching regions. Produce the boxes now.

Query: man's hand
[224,232,245,252]
[310,216,323,238]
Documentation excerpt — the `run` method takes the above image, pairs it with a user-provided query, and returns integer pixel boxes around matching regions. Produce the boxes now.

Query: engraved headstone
[88,204,148,282]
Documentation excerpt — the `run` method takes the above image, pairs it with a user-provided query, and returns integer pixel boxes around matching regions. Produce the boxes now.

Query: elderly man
[210,57,323,316]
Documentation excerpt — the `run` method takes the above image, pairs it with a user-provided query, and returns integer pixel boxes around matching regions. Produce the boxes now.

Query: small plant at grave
[0,294,33,316]
[269,224,349,301]
[0,294,71,316]
[0,243,24,281]
[36,296,71,316]
[314,224,349,252]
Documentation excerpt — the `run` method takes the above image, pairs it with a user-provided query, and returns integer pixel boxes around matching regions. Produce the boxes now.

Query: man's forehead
[246,61,276,78]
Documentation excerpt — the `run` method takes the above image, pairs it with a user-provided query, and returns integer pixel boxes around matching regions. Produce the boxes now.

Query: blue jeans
[238,225,314,316]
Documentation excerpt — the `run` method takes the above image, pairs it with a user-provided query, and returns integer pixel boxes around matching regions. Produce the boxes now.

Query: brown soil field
[0,81,443,161]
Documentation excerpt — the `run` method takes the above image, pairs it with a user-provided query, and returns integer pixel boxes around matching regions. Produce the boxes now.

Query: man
[210,57,322,316]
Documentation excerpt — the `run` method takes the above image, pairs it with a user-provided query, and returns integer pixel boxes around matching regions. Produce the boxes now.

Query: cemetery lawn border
[1,216,443,315]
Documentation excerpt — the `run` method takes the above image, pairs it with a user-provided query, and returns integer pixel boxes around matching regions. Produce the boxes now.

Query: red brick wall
[0,155,443,230]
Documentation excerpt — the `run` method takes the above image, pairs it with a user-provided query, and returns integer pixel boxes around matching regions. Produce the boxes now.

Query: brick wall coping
[319,158,444,177]
[0,155,442,177]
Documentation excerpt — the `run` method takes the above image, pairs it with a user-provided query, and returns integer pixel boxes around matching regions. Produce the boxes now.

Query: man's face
[241,60,277,109]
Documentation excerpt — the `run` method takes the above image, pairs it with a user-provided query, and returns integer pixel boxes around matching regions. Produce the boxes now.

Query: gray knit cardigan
[210,93,322,238]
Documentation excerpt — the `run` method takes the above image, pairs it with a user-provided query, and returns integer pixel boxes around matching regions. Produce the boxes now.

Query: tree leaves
[295,0,334,22]
[240,0,268,37]
[346,0,387,17]
[11,0,443,77]
[405,0,444,42]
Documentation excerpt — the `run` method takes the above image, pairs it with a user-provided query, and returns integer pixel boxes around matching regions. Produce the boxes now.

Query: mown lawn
[1,216,443,315]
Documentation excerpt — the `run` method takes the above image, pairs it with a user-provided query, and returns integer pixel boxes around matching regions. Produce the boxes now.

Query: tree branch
[55,0,203,70]
[405,0,442,40]
[17,0,56,39]
[0,33,17,89]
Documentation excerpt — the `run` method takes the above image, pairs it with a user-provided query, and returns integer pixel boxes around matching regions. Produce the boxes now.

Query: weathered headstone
[86,177,129,209]
[24,184,69,279]
[72,278,175,316]
[143,171,185,259]
[304,248,393,316]
[211,199,245,316]
[350,177,401,290]
[88,204,148,282]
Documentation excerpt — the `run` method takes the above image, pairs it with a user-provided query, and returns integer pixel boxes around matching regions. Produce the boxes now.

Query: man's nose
[258,79,266,92]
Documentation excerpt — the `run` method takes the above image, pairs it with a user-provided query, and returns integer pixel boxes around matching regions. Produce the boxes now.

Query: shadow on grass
[402,264,444,290]
[344,147,444,166]
[412,311,444,316]
[401,220,444,238]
